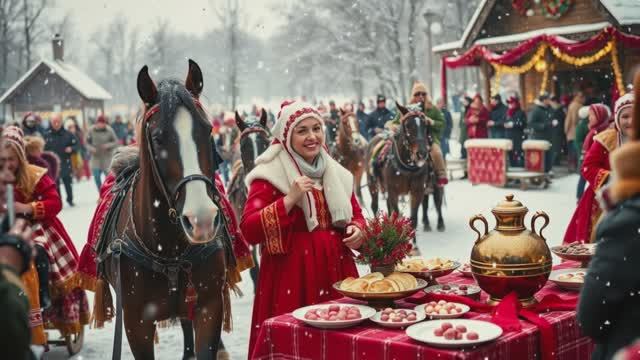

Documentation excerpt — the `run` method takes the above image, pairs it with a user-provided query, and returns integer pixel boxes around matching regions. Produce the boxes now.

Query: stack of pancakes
[396,257,454,272]
[340,272,418,293]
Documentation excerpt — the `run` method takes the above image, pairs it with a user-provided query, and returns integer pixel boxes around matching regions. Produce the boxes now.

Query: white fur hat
[272,100,324,148]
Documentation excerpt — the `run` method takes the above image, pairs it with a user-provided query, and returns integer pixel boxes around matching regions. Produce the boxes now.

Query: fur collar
[110,145,140,176]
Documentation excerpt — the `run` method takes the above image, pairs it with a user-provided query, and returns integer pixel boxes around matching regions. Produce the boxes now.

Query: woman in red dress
[564,97,633,244]
[2,126,89,341]
[465,94,490,139]
[242,100,366,356]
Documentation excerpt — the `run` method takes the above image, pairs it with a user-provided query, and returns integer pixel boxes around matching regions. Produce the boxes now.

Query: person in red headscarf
[464,94,489,139]
[242,100,366,355]
[563,98,633,244]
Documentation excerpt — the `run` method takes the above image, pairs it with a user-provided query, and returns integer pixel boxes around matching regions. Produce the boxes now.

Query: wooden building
[433,0,640,108]
[0,34,112,126]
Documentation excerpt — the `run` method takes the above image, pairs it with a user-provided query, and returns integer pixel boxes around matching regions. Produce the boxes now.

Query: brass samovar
[469,194,551,306]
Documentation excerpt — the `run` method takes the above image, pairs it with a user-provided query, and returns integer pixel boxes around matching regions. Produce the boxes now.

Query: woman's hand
[283,176,314,213]
[14,202,33,215]
[343,225,363,250]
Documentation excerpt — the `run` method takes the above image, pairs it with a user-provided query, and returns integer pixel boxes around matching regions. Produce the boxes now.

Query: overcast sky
[49,0,285,39]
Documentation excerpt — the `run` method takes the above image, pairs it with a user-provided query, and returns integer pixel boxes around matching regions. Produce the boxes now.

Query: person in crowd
[3,126,89,345]
[563,101,621,244]
[488,94,507,139]
[550,95,567,166]
[216,115,240,184]
[356,102,369,140]
[44,115,78,207]
[64,118,87,182]
[20,113,44,138]
[326,100,339,145]
[385,81,448,186]
[577,89,638,360]
[366,95,394,139]
[0,135,36,360]
[459,95,473,161]
[24,136,59,183]
[111,115,129,145]
[528,93,554,172]
[437,98,453,158]
[465,94,489,140]
[241,100,365,354]
[125,121,136,145]
[565,92,585,172]
[575,106,591,200]
[85,115,119,191]
[505,96,527,167]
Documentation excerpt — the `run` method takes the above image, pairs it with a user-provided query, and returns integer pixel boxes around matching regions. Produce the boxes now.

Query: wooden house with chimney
[433,0,640,108]
[0,34,112,126]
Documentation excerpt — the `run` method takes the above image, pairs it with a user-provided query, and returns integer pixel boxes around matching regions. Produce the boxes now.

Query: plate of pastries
[396,258,461,280]
[551,243,595,264]
[334,272,428,300]
[549,268,587,291]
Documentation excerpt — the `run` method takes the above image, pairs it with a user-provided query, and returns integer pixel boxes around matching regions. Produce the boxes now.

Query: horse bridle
[239,123,271,141]
[143,101,217,221]
[394,111,431,172]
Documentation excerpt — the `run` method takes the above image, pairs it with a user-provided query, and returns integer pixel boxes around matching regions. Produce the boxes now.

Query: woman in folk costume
[563,97,633,244]
[242,100,366,355]
[2,126,89,341]
[465,94,490,139]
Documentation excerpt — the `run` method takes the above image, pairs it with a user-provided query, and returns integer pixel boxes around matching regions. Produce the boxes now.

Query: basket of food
[334,272,428,309]
[551,243,595,268]
[396,258,461,286]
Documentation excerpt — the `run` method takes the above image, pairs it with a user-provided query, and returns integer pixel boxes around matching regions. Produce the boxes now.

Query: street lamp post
[423,10,439,97]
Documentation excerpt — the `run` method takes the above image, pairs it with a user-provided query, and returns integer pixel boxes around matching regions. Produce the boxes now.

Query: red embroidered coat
[465,106,490,139]
[242,179,365,356]
[564,129,617,244]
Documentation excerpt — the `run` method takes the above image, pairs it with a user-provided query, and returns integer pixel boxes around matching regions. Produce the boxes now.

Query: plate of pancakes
[395,258,461,282]
[333,272,428,303]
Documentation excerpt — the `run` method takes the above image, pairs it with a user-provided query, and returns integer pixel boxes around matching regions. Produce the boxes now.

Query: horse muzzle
[180,208,221,244]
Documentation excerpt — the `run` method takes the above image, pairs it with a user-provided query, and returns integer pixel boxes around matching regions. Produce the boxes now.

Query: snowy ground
[44,168,580,359]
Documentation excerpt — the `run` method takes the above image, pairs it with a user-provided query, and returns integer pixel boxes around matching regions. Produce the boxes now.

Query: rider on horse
[384,81,449,187]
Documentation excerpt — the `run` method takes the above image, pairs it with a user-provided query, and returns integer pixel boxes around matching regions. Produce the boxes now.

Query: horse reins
[393,112,430,172]
[143,101,217,221]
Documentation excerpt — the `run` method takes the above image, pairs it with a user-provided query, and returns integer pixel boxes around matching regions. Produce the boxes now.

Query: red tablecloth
[467,147,509,186]
[251,262,593,360]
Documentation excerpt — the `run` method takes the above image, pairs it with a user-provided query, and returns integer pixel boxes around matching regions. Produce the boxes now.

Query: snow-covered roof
[474,21,611,46]
[0,59,112,104]
[601,0,640,25]
[433,0,638,54]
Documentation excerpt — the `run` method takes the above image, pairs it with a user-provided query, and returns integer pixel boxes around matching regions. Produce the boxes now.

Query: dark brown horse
[97,60,232,360]
[332,108,368,202]
[227,110,271,292]
[366,103,430,249]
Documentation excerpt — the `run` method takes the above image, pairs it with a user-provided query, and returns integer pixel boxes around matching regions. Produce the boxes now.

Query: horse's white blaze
[175,107,218,220]
[248,132,259,161]
[349,115,359,140]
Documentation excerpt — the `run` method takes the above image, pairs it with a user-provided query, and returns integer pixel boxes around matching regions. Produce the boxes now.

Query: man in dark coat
[356,102,369,140]
[326,100,339,146]
[44,114,78,206]
[505,96,527,167]
[528,94,553,172]
[437,98,453,157]
[488,94,507,139]
[110,114,129,145]
[549,95,566,166]
[366,95,394,139]
[20,113,44,138]
[578,139,640,360]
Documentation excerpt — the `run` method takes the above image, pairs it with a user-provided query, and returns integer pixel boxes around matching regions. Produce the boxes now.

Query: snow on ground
[44,170,579,359]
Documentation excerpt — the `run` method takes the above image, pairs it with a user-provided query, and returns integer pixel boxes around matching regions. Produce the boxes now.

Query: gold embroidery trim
[260,202,284,254]
[314,190,330,229]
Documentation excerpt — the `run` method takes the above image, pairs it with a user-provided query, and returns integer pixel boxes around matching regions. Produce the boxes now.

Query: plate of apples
[293,304,376,329]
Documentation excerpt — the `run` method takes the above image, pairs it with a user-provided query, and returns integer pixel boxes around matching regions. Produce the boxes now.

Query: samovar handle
[531,211,550,241]
[469,214,489,242]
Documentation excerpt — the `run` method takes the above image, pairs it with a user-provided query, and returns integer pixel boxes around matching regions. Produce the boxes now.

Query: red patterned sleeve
[240,179,299,255]
[30,174,62,221]
[581,141,610,191]
[347,193,366,230]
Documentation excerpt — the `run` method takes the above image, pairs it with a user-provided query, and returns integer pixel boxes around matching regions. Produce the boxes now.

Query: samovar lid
[492,194,528,215]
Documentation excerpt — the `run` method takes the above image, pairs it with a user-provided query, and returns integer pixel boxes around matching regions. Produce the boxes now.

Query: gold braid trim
[594,128,618,153]
[260,201,285,255]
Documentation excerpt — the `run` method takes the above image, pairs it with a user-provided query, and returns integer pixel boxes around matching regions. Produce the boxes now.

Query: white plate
[406,319,503,348]
[549,268,587,291]
[292,304,376,329]
[414,303,471,319]
[370,309,426,329]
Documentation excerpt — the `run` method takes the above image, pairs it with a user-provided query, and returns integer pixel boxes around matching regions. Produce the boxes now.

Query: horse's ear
[259,109,268,127]
[137,65,157,105]
[185,59,204,98]
[235,111,246,131]
[396,101,409,116]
